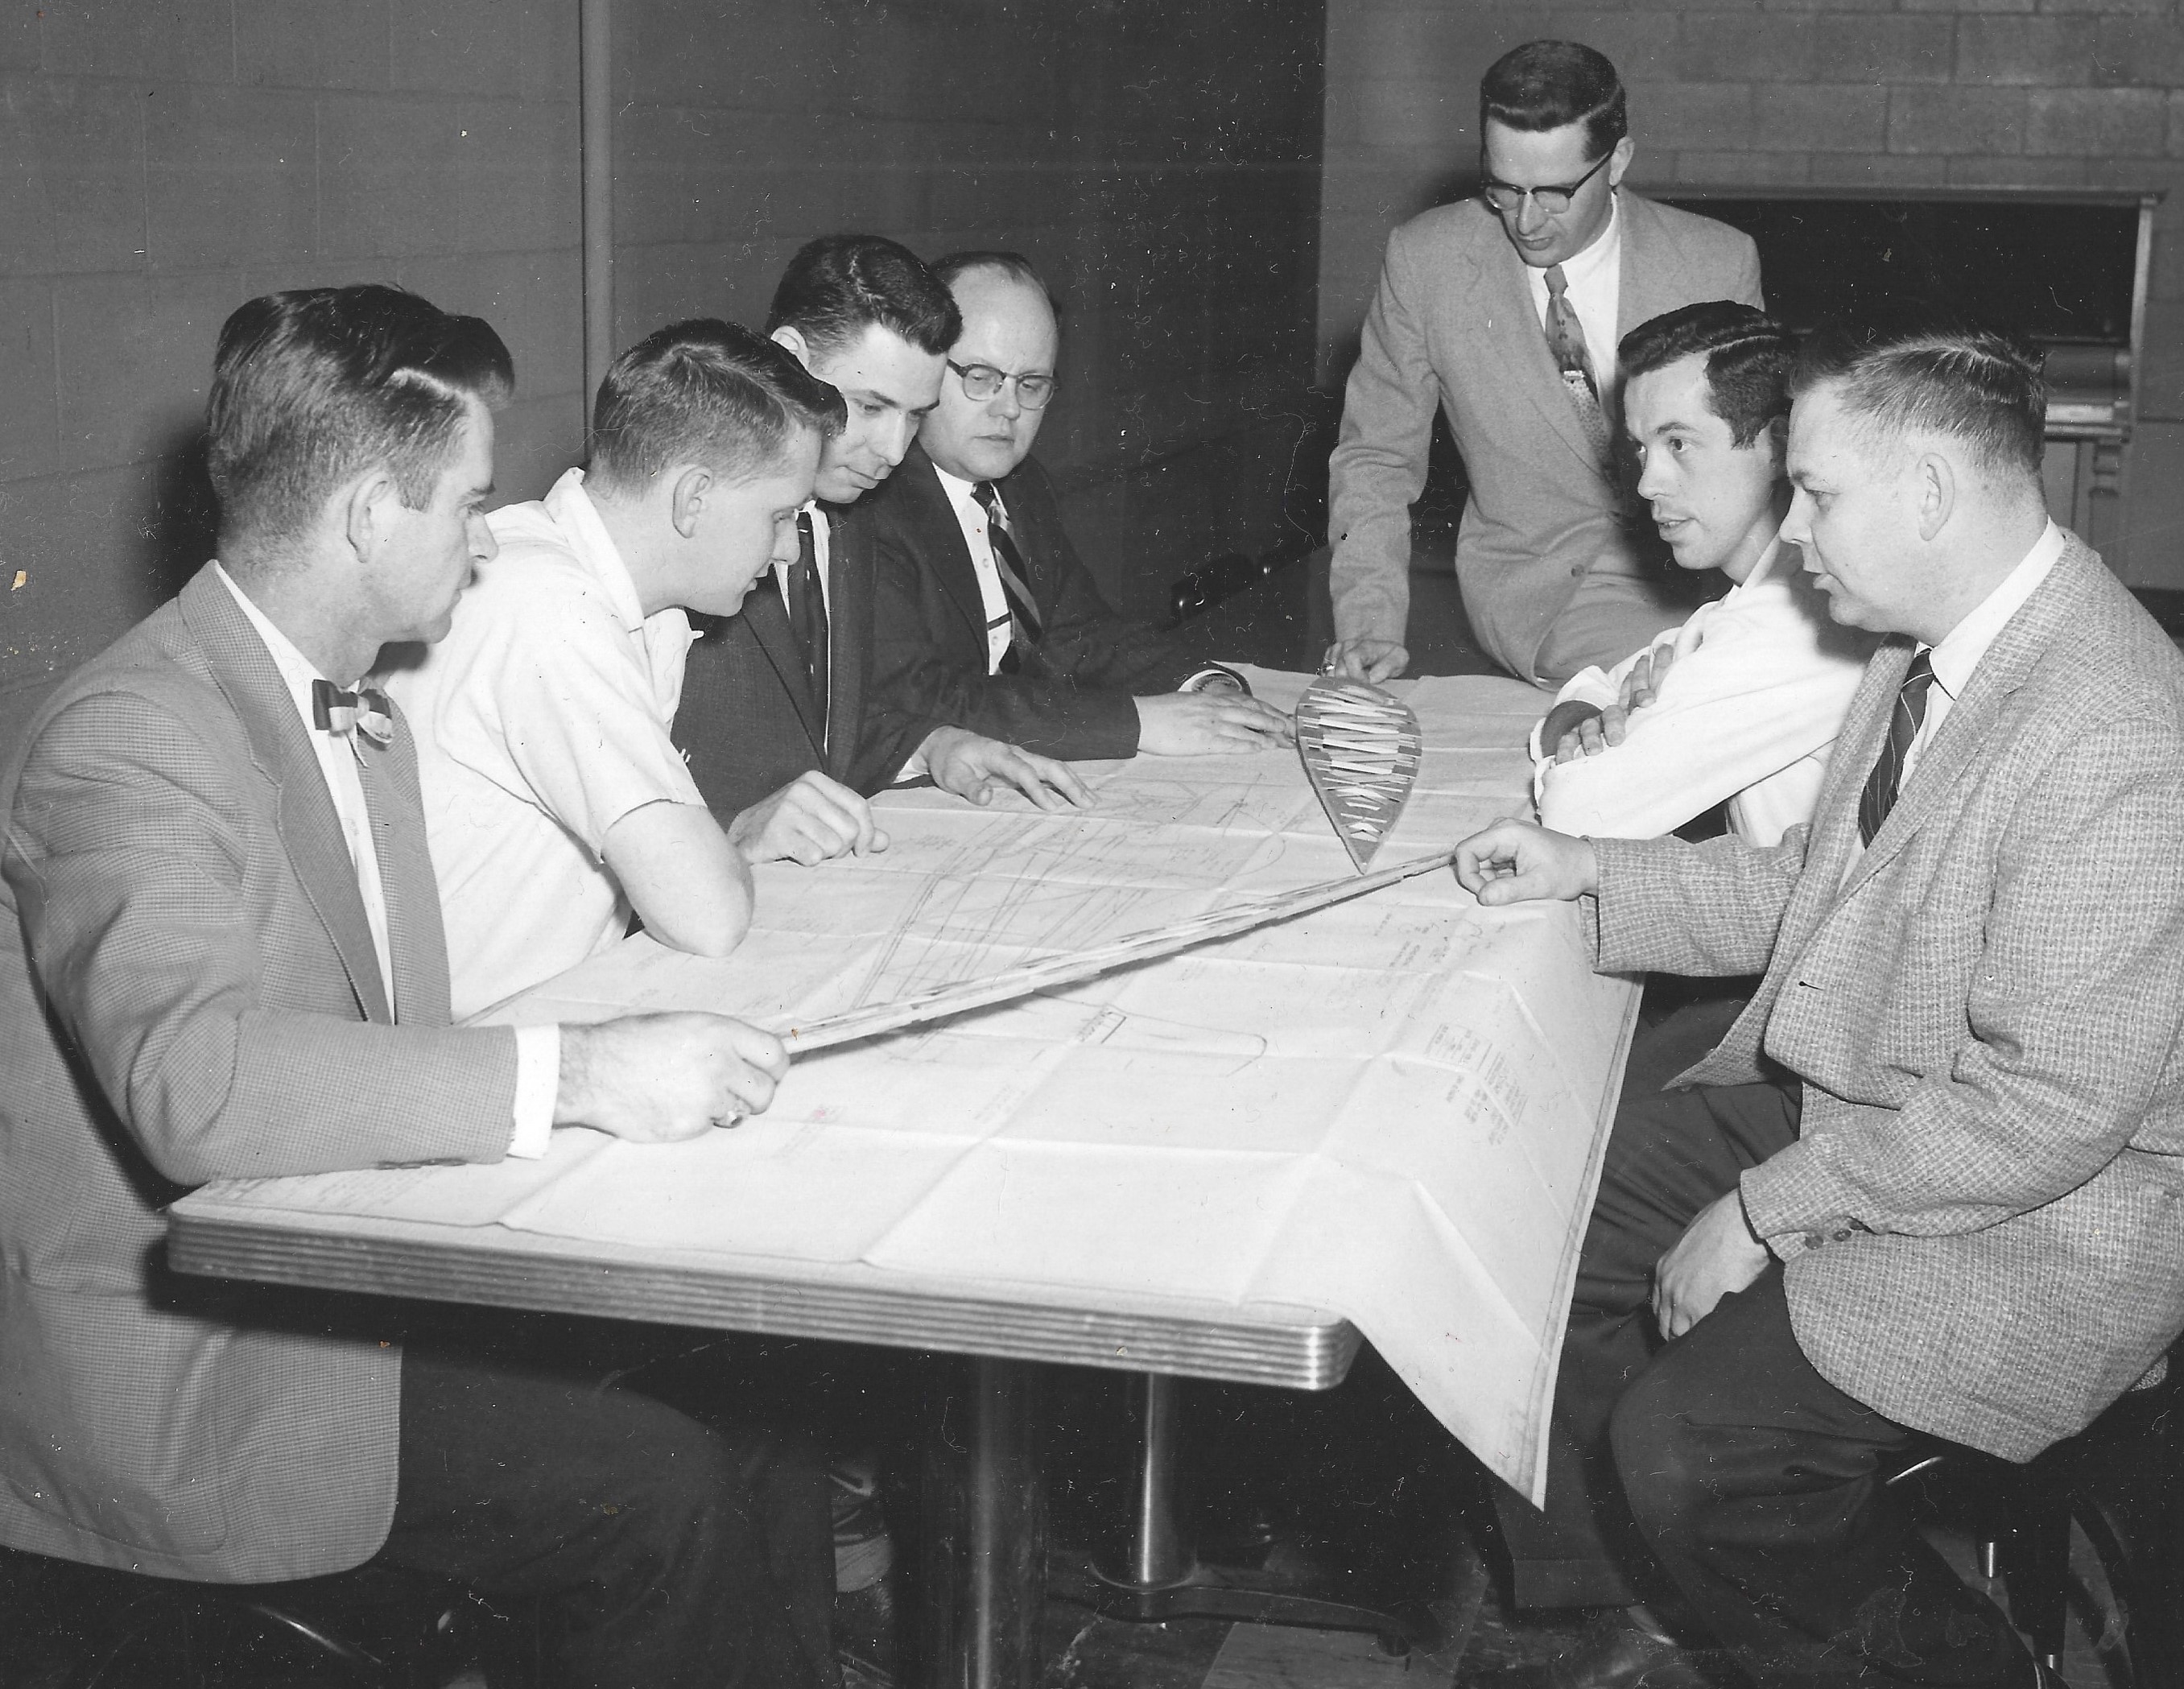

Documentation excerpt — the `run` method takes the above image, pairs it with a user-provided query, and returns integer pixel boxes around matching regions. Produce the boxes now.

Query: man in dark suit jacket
[1326,40,1763,687]
[1455,326,2183,1689]
[864,252,1290,761]
[676,237,1082,858]
[0,287,835,1687]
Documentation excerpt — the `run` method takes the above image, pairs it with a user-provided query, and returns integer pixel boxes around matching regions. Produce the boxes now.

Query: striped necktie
[1544,264,1613,471]
[1857,650,1938,847]
[973,481,1044,669]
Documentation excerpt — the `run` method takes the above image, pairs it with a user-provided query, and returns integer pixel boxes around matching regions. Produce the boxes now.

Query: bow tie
[312,678,394,747]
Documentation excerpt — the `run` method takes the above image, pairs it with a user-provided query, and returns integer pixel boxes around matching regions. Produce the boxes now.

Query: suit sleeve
[1014,465,1201,699]
[1589,827,1808,979]
[1742,721,2184,1243]
[1327,225,1437,650]
[5,690,518,1185]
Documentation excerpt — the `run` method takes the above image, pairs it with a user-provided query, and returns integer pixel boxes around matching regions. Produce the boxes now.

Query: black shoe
[1469,1613,1716,1689]
[2031,1664,2073,1689]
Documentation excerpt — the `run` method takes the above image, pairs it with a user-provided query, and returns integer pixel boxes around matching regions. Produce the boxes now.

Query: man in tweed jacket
[0,287,836,1687]
[1456,325,2184,1689]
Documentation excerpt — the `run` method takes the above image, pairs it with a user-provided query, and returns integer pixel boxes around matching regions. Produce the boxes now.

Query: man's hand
[1651,1189,1771,1340]
[555,1013,790,1142]
[1555,704,1629,762]
[1322,638,1409,683]
[922,726,1092,812]
[1454,818,1599,906]
[1620,643,1676,711]
[726,771,889,866]
[1135,692,1294,756]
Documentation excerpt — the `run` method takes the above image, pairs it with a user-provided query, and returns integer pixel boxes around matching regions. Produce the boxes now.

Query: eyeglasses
[948,359,1058,410]
[1479,151,1614,217]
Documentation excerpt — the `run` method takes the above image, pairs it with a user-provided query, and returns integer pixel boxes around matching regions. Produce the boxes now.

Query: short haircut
[1620,302,1796,451]
[1790,322,2047,485]
[765,234,960,362]
[1480,40,1628,160]
[588,318,846,493]
[931,250,1054,311]
[206,284,514,547]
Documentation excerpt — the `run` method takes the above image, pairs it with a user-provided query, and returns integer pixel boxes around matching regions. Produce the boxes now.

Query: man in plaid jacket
[1456,324,2184,1689]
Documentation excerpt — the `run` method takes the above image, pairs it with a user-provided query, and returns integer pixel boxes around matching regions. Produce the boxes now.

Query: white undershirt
[214,564,557,1158]
[1524,194,1625,403]
[772,498,833,618]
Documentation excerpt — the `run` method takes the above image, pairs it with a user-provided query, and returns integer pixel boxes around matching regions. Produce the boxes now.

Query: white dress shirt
[1532,530,1876,846]
[932,463,1018,674]
[385,468,707,1026]
[1839,519,2066,882]
[770,498,833,617]
[217,564,557,1156]
[1525,195,1624,404]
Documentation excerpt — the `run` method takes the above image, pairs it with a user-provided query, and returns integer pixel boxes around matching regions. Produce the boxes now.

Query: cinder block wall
[0,1,584,708]
[1318,0,2184,587]
[613,0,1329,623]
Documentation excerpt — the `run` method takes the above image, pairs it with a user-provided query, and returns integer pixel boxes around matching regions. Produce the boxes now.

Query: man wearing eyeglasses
[1325,39,1762,688]
[863,251,1290,760]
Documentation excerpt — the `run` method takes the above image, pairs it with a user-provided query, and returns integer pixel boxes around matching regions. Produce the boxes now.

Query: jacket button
[1831,1229,1852,1242]
[1802,1233,1825,1249]
[1569,564,1585,576]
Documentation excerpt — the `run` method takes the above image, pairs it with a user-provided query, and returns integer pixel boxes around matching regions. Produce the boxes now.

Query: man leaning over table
[1453,323,2184,1689]
[863,250,1291,761]
[675,234,1084,839]
[1530,300,1874,849]
[0,286,839,1689]
[1323,39,1761,687]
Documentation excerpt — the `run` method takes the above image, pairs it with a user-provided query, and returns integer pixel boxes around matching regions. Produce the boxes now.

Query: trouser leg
[1492,1047,1801,1609]
[370,1339,836,1689]
[1610,1266,2032,1689]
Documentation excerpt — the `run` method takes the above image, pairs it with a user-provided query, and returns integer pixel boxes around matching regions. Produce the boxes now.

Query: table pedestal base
[921,1357,1048,1689]
[1055,1372,1421,1658]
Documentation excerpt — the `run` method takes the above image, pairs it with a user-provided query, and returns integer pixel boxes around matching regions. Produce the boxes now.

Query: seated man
[1456,324,2184,1689]
[865,250,1291,761]
[1531,302,1874,847]
[0,287,835,1687]
[675,235,1084,837]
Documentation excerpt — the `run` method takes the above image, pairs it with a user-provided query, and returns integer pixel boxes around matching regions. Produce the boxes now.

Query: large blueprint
[242,672,1638,1502]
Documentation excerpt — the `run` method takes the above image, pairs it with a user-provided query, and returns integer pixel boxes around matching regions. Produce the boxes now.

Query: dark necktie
[972,481,1044,673]
[1857,650,1938,847]
[1544,264,1613,471]
[311,677,394,747]
[784,509,829,737]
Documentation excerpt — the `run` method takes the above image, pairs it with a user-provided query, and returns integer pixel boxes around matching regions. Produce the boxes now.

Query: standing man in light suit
[0,287,836,1688]
[1326,39,1762,687]
[1455,324,2184,1689]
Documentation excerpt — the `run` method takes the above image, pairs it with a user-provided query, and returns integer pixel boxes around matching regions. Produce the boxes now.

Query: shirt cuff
[507,1022,560,1158]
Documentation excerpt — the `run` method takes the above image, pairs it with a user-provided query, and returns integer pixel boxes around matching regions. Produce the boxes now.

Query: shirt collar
[543,468,647,632]
[1722,525,1787,600]
[931,461,989,510]
[212,561,338,732]
[1924,519,2066,701]
[1558,192,1621,287]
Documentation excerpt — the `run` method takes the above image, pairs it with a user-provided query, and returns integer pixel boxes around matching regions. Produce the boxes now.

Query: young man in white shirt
[386,320,844,1018]
[1531,302,1876,846]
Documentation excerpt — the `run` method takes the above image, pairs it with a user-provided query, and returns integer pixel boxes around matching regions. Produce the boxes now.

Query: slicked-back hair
[1481,40,1628,160]
[1620,302,1795,450]
[207,284,514,549]
[1790,322,2046,486]
[588,318,846,495]
[931,250,1055,314]
[765,234,960,362]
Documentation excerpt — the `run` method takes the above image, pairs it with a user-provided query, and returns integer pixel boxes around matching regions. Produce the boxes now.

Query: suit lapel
[1614,195,1688,341]
[902,447,991,644]
[175,567,392,1025]
[1462,225,1613,486]
[739,579,827,755]
[821,506,866,763]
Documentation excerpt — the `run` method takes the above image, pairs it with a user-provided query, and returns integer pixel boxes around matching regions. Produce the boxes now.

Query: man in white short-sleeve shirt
[387,320,840,1018]
[1531,303,1875,847]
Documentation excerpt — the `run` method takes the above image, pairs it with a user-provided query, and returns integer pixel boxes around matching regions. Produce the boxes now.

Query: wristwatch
[1178,664,1251,696]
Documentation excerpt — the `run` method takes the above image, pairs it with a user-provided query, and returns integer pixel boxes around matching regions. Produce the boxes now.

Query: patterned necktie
[1857,650,1938,847]
[784,508,830,737]
[972,481,1044,672]
[1544,264,1614,471]
[311,677,393,746]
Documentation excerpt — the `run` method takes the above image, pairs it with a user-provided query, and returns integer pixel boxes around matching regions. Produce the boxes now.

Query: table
[171,671,1637,1687]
